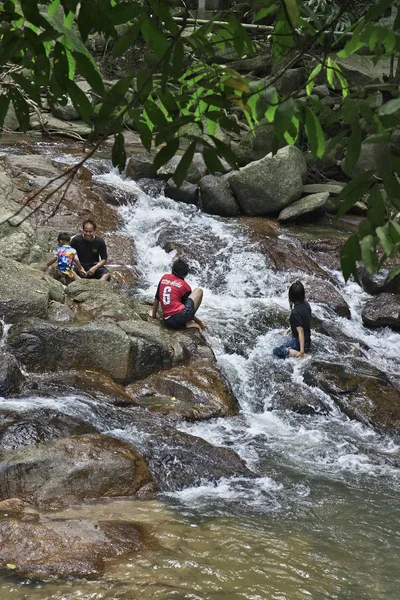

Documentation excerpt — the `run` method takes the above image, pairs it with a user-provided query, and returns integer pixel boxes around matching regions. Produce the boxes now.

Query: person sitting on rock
[273,280,311,359]
[149,258,206,331]
[43,232,85,285]
[71,219,110,281]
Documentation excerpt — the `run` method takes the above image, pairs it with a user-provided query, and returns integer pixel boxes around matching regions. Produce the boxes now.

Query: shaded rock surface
[361,293,400,330]
[165,178,199,204]
[0,351,25,397]
[303,359,400,431]
[307,279,351,319]
[199,174,240,216]
[278,192,329,224]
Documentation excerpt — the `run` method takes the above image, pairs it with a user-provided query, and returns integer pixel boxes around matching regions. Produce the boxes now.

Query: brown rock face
[0,503,152,579]
[0,434,156,507]
[303,359,400,432]
[125,361,239,421]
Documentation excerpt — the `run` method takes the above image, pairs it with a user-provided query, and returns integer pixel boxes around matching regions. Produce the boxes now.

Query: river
[1,150,399,599]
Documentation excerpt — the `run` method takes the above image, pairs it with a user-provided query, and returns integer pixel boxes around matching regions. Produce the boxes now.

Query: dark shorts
[164,298,196,329]
[77,265,110,280]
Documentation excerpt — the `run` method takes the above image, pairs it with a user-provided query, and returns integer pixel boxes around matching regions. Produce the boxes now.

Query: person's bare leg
[185,320,201,331]
[100,272,111,281]
[189,288,203,311]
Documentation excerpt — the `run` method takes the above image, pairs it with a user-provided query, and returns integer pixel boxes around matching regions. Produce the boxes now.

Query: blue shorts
[164,298,196,329]
[273,337,300,359]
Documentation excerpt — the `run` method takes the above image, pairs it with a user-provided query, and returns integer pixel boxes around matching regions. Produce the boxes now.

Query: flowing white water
[2,153,398,599]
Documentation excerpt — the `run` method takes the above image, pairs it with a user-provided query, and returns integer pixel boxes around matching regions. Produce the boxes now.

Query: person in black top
[273,280,311,359]
[71,219,110,281]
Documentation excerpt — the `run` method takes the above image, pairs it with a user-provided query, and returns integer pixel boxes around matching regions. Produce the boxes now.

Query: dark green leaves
[111,132,126,172]
[153,138,180,171]
[0,94,10,128]
[340,235,361,282]
[173,141,196,188]
[304,106,325,159]
[10,88,30,130]
[336,172,373,218]
[67,80,93,124]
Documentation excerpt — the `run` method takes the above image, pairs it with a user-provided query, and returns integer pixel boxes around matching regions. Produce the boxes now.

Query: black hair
[57,232,71,244]
[172,258,189,279]
[82,219,97,230]
[288,280,305,308]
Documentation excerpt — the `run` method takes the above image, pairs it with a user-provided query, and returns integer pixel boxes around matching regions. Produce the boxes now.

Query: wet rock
[358,265,400,296]
[125,152,157,179]
[30,114,91,137]
[0,434,156,507]
[0,351,24,397]
[303,358,400,431]
[0,409,97,452]
[301,236,345,271]
[158,155,202,183]
[307,279,351,319]
[269,382,330,415]
[124,361,239,421]
[199,174,241,216]
[0,505,151,579]
[361,293,400,330]
[165,178,199,204]
[229,145,307,216]
[127,412,254,490]
[278,192,329,224]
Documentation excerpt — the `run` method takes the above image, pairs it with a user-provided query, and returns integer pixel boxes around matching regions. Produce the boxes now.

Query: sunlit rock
[0,434,156,507]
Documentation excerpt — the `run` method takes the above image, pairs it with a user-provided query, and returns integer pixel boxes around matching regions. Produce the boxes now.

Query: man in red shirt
[149,259,206,331]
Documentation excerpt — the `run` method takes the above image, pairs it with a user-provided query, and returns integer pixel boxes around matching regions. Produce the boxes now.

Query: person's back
[149,258,206,331]
[290,300,311,353]
[56,244,77,278]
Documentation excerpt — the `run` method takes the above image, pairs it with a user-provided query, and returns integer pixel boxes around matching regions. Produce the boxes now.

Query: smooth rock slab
[0,434,156,507]
[0,501,151,579]
[362,293,400,330]
[278,192,329,224]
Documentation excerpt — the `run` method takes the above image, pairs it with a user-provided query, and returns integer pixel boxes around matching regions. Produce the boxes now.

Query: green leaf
[53,42,69,89]
[304,106,325,159]
[389,221,400,244]
[367,185,386,227]
[340,235,361,282]
[73,52,104,95]
[382,173,400,211]
[173,140,196,188]
[10,88,30,130]
[137,70,152,102]
[203,146,225,174]
[274,97,294,137]
[12,72,41,104]
[110,1,141,25]
[210,136,239,170]
[378,99,400,116]
[254,2,277,22]
[361,234,378,275]
[153,138,180,171]
[306,63,322,95]
[337,22,365,58]
[141,17,169,59]
[283,0,299,28]
[113,23,140,59]
[365,0,394,22]
[387,265,400,283]
[336,171,374,217]
[111,132,126,172]
[202,94,232,109]
[0,94,10,128]
[344,119,361,175]
[144,98,168,129]
[263,87,279,123]
[376,226,394,257]
[67,80,93,125]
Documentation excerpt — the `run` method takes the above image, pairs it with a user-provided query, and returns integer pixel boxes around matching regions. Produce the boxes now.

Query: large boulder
[234,118,278,166]
[361,293,400,330]
[0,434,155,507]
[303,359,400,431]
[0,351,25,397]
[335,55,393,89]
[228,145,307,215]
[125,152,157,179]
[157,155,202,183]
[6,318,176,383]
[165,178,199,204]
[0,500,151,579]
[341,142,392,178]
[0,257,52,323]
[124,361,239,421]
[278,192,329,224]
[199,174,241,216]
[306,279,351,319]
[358,266,400,296]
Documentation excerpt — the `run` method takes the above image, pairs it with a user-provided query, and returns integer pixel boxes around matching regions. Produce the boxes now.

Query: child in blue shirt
[43,232,85,285]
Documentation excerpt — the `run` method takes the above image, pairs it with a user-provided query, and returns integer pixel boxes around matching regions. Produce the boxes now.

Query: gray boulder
[234,119,278,166]
[228,145,307,215]
[306,279,351,319]
[158,155,202,183]
[362,293,400,330]
[165,178,199,204]
[335,55,393,89]
[341,142,392,178]
[125,152,157,179]
[50,99,80,121]
[199,174,240,216]
[278,192,329,224]
[303,183,344,195]
[358,266,400,296]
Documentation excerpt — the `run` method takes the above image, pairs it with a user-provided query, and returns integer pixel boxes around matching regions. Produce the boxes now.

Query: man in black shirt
[71,219,110,281]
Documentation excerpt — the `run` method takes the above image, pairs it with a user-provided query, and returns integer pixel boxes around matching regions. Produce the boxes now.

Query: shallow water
[1,155,399,599]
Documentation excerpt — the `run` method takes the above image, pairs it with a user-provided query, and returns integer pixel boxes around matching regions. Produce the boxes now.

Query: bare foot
[185,320,202,331]
[289,350,311,359]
